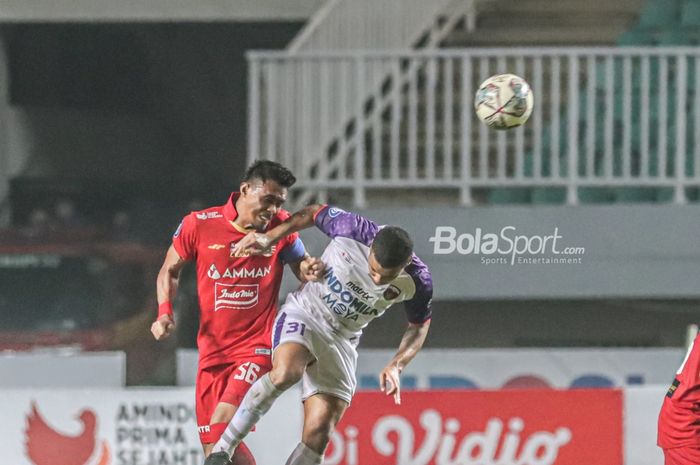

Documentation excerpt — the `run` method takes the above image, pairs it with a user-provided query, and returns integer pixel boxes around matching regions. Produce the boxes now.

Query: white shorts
[272,302,358,404]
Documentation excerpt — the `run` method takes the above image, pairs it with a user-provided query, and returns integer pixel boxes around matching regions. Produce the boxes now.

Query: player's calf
[212,374,285,458]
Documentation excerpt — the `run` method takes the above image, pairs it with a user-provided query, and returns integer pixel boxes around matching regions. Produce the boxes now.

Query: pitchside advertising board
[325,390,622,465]
[0,386,666,465]
[0,388,303,465]
[177,348,683,389]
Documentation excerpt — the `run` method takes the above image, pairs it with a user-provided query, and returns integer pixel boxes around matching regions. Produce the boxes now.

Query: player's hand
[300,256,325,282]
[151,314,175,341]
[231,232,272,257]
[379,364,402,405]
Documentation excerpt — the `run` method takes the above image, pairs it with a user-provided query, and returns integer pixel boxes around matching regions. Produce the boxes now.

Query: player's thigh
[302,393,349,452]
[271,308,318,382]
[270,341,314,387]
[210,401,237,424]
[196,364,228,443]
[301,331,358,405]
[219,355,272,408]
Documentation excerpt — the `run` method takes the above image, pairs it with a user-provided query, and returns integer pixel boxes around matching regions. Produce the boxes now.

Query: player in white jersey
[204,204,433,465]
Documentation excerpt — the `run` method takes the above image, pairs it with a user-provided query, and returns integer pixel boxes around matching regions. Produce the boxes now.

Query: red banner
[324,389,622,465]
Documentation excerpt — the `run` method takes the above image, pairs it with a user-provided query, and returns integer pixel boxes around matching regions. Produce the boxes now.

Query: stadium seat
[613,187,659,202]
[578,187,615,203]
[638,0,680,29]
[617,28,657,46]
[656,188,676,201]
[657,28,694,45]
[487,188,531,204]
[530,187,566,204]
[681,0,700,27]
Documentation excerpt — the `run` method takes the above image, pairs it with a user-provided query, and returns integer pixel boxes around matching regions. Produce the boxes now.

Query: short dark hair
[243,160,296,188]
[372,226,413,268]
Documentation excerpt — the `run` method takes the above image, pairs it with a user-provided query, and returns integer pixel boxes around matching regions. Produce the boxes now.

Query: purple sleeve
[314,205,379,246]
[403,254,433,324]
[279,237,307,263]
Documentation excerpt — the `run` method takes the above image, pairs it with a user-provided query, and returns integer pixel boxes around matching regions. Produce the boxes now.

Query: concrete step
[475,13,635,31]
[444,26,623,47]
[477,0,644,15]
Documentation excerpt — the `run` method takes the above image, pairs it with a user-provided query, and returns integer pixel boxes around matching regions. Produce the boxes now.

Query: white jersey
[284,206,433,339]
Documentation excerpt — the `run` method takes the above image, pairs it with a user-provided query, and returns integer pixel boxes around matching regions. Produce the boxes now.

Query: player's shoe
[204,451,232,465]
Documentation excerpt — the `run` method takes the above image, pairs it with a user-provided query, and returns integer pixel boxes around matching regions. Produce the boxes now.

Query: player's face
[239,180,287,230]
[367,250,407,286]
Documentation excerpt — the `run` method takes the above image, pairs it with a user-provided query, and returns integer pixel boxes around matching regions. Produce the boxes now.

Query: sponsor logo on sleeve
[173,222,183,238]
[196,212,223,220]
[214,283,259,311]
[328,207,345,218]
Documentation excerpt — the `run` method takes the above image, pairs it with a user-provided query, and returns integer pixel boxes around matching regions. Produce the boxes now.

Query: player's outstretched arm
[379,320,431,405]
[287,254,325,283]
[231,204,324,256]
[151,245,187,341]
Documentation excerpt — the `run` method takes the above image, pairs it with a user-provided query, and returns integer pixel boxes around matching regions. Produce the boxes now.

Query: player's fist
[379,364,402,405]
[300,256,325,282]
[231,232,272,257]
[151,314,175,341]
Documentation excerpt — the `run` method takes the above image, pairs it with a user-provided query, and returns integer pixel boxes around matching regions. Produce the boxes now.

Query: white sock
[213,374,284,457]
[284,442,323,465]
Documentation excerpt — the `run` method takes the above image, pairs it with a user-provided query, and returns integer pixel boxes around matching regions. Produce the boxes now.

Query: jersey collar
[223,193,240,222]
[223,192,257,233]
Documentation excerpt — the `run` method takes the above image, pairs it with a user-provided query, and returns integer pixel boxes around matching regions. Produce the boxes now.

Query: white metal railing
[251,0,477,207]
[249,47,700,206]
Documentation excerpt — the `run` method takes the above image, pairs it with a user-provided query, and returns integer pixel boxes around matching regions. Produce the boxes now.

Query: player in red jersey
[150,161,323,464]
[658,328,700,464]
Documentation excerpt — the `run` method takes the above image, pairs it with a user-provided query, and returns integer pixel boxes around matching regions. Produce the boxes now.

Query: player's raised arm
[380,254,433,405]
[231,204,323,257]
[380,320,431,405]
[276,234,325,283]
[151,245,187,341]
[287,255,325,283]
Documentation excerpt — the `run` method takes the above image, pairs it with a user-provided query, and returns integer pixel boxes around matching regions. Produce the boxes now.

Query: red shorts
[195,355,272,444]
[663,446,700,465]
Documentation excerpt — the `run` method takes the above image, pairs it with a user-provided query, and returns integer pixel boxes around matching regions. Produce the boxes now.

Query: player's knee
[269,363,304,389]
[302,418,335,454]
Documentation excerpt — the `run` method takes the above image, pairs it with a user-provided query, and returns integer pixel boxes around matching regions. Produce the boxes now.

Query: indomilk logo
[321,267,379,321]
[25,401,110,465]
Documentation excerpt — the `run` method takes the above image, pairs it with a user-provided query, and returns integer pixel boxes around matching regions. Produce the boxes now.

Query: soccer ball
[474,74,534,130]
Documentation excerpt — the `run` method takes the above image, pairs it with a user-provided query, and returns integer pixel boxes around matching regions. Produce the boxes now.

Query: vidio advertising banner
[324,390,623,465]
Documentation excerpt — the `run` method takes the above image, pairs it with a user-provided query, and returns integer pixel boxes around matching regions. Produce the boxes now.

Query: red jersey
[658,333,700,449]
[172,193,302,369]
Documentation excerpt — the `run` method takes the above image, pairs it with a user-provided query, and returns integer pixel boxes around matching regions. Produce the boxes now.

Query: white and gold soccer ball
[474,73,534,130]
